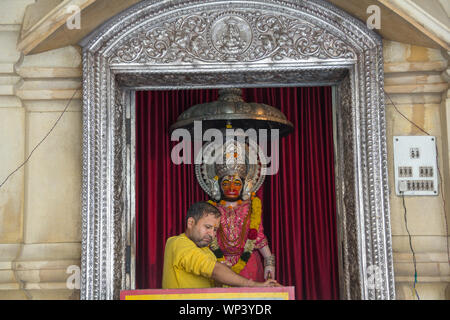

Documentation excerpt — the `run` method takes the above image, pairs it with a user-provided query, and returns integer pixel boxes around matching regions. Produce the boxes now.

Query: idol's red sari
[216,200,267,282]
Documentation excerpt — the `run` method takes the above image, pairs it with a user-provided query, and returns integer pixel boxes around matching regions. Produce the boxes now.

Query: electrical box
[393,136,438,196]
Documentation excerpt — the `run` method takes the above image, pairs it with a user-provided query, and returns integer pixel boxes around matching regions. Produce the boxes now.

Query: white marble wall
[0,0,81,300]
[0,0,448,300]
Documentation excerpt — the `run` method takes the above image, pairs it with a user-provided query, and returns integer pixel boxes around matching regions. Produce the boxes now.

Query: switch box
[393,136,438,196]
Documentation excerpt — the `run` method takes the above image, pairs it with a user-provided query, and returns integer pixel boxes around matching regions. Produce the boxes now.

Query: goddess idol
[197,137,273,282]
[170,88,293,282]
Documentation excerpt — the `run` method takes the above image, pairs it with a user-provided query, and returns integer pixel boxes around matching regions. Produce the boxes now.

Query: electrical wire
[401,192,420,300]
[386,90,450,299]
[0,89,79,190]
[385,93,430,136]
[434,143,450,267]
[0,85,447,300]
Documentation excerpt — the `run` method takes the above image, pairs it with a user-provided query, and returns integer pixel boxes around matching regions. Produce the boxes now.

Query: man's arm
[211,261,279,287]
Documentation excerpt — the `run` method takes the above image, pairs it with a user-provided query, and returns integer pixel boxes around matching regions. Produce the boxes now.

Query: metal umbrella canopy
[169,88,294,136]
[170,88,294,200]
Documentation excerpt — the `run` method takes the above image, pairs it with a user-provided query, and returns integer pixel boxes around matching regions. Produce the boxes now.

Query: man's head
[185,202,221,248]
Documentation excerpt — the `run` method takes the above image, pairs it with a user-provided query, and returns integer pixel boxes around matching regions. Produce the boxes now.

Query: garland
[208,194,261,274]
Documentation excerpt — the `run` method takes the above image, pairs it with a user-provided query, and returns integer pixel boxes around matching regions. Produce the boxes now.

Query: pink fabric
[216,200,267,282]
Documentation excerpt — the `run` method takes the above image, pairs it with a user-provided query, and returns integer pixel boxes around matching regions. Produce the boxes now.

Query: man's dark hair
[186,201,221,225]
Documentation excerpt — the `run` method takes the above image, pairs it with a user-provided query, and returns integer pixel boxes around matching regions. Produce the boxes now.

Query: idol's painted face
[220,175,243,201]
[187,214,220,248]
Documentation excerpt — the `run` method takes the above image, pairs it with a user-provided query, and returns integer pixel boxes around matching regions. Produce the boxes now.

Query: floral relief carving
[109,10,355,64]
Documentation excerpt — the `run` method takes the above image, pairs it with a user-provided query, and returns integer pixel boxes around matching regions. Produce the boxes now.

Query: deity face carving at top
[220,174,243,201]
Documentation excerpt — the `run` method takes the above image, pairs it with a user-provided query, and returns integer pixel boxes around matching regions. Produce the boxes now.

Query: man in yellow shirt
[162,201,279,289]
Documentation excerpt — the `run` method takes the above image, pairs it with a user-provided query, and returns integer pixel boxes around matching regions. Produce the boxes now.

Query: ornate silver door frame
[80,0,395,300]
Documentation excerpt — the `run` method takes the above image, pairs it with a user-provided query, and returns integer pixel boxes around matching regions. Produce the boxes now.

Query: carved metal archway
[80,0,395,300]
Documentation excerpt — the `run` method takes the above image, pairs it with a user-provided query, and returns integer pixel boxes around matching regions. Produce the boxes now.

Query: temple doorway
[134,87,339,299]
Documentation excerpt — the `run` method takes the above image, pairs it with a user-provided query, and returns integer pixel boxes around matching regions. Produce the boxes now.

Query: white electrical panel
[393,136,438,196]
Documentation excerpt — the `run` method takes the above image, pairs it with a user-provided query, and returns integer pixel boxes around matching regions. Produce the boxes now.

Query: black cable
[386,90,450,264]
[434,143,450,266]
[386,91,422,299]
[386,90,450,299]
[401,192,420,300]
[385,92,430,136]
[0,89,79,190]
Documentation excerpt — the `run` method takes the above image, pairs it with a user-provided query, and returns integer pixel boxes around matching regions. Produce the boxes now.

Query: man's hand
[260,279,281,287]
[248,279,281,287]
[212,261,281,288]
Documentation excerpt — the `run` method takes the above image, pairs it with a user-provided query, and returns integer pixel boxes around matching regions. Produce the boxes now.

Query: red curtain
[135,87,339,299]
